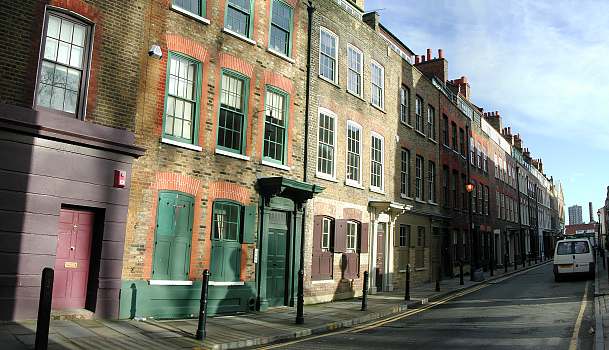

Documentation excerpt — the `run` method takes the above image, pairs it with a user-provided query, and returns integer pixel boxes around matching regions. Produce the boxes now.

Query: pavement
[0,259,550,350]
[264,262,594,350]
[595,251,609,350]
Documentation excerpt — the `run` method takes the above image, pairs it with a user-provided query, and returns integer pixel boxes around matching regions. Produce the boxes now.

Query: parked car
[553,238,594,281]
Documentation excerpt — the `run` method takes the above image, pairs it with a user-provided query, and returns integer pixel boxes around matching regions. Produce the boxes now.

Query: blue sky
[365,0,609,220]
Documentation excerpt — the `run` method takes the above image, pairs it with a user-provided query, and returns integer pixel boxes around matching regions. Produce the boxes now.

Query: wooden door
[375,223,385,291]
[53,209,94,309]
[267,228,287,306]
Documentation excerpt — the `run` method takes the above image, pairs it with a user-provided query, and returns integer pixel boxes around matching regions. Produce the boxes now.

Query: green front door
[266,211,288,307]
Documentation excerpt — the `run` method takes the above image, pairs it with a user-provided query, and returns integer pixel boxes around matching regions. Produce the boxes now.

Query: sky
[365,0,609,220]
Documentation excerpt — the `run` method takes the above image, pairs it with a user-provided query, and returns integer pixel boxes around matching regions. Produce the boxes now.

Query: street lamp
[466,182,476,280]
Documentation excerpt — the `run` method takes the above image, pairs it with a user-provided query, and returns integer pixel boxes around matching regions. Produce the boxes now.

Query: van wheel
[554,274,561,282]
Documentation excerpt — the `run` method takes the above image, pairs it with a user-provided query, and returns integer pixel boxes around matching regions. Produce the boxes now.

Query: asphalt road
[261,263,595,350]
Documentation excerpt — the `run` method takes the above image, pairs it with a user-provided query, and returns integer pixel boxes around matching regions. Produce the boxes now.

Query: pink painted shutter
[334,219,348,253]
[359,223,369,253]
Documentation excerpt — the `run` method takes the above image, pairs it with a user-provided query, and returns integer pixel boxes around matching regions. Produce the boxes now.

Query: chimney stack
[483,110,503,132]
[426,48,432,61]
[415,55,420,64]
[438,49,444,59]
[590,202,594,223]
[415,49,449,83]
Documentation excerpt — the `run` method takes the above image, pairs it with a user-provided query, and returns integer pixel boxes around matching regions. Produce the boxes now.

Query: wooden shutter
[169,194,194,280]
[153,192,176,280]
[359,223,369,253]
[313,216,323,253]
[242,204,257,244]
[334,219,348,253]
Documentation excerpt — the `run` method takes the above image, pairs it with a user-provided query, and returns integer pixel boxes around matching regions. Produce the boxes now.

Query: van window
[556,242,572,255]
[574,241,590,254]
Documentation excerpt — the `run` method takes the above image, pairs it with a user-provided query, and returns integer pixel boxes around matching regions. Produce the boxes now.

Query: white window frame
[319,27,338,84]
[346,44,363,97]
[345,120,362,187]
[346,220,358,252]
[370,132,384,192]
[321,217,332,250]
[370,60,384,109]
[316,107,337,180]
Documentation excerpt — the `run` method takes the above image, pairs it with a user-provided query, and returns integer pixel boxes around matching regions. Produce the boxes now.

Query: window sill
[414,267,427,271]
[161,138,203,152]
[400,194,414,200]
[346,89,365,101]
[262,159,291,171]
[370,103,386,114]
[428,201,439,206]
[400,121,414,129]
[315,172,338,182]
[209,281,245,286]
[370,186,385,195]
[149,280,193,286]
[222,28,256,45]
[415,199,427,204]
[415,130,427,138]
[216,148,250,161]
[429,138,438,144]
[345,180,364,189]
[267,48,295,63]
[318,75,340,88]
[170,4,210,25]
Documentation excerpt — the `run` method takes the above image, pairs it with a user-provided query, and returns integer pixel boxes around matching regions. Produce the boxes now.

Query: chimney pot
[438,49,444,59]
[426,48,432,61]
[415,55,420,64]
[461,76,468,84]
[422,55,426,62]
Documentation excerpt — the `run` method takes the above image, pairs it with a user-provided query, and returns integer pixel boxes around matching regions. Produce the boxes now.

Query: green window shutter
[153,192,177,280]
[152,191,194,281]
[169,194,194,280]
[210,240,225,281]
[242,204,257,243]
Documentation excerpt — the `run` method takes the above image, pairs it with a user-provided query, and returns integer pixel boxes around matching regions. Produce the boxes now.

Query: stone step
[51,309,94,320]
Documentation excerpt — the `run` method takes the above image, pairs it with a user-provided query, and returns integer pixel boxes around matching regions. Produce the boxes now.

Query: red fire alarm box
[114,170,126,188]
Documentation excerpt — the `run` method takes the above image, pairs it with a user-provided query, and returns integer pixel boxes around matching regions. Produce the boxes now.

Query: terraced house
[120,0,321,319]
[0,0,567,323]
[0,0,146,320]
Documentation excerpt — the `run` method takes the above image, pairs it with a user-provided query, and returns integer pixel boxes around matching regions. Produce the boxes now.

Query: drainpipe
[516,166,523,265]
[296,0,315,325]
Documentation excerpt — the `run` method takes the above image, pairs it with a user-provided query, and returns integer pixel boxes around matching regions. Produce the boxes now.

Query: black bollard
[504,254,508,273]
[35,268,54,350]
[195,269,211,340]
[405,264,411,301]
[296,269,304,324]
[459,261,464,285]
[435,266,440,292]
[361,271,369,311]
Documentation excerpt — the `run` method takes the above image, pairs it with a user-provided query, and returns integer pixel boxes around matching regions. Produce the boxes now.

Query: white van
[553,238,595,281]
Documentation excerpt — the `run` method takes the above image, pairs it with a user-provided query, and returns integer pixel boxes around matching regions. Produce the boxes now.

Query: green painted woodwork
[266,227,287,307]
[161,52,202,145]
[118,280,256,319]
[210,201,243,282]
[242,204,257,244]
[216,69,250,155]
[153,191,194,280]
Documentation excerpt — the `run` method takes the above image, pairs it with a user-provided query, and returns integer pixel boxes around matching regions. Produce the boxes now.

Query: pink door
[52,209,94,309]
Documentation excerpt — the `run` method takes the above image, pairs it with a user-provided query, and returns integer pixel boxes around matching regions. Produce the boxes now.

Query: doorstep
[51,308,94,320]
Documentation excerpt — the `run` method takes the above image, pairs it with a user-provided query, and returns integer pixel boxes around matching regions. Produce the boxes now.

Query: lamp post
[466,182,475,280]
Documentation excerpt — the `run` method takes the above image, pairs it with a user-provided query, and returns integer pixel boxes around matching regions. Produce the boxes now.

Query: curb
[594,258,605,350]
[209,260,551,350]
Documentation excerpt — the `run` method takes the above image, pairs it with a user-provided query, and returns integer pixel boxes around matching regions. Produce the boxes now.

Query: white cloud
[370,0,609,150]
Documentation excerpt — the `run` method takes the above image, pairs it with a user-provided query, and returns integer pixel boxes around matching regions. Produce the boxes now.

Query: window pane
[57,41,70,65]
[44,38,58,61]
[70,45,83,68]
[37,84,52,108]
[47,15,61,39]
[72,24,86,46]
[59,20,73,42]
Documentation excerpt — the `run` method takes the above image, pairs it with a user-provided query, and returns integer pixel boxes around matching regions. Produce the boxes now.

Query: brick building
[118,0,323,319]
[0,0,146,320]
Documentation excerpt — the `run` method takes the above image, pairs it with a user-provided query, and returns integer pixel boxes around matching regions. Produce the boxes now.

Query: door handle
[70,246,75,251]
